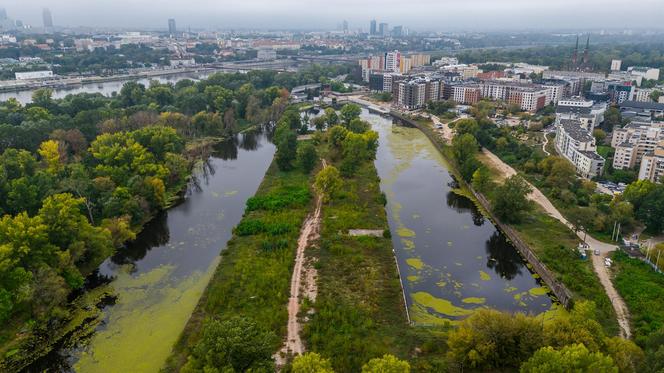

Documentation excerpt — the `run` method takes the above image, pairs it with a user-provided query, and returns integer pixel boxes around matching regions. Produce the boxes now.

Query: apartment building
[555,97,607,130]
[555,120,605,178]
[453,84,482,105]
[639,141,664,183]
[397,79,427,110]
[611,121,664,170]
[479,81,547,112]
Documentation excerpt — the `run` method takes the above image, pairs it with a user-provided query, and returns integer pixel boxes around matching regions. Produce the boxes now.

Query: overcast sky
[4,0,664,31]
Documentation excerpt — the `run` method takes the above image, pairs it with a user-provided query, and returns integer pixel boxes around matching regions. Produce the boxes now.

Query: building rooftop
[620,101,664,111]
[579,150,605,161]
[560,120,594,142]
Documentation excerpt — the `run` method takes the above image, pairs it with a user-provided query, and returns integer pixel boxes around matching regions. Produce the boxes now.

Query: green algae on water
[397,227,416,237]
[407,275,420,282]
[528,287,549,297]
[406,258,424,270]
[74,259,219,373]
[462,297,486,305]
[479,270,491,281]
[411,291,474,317]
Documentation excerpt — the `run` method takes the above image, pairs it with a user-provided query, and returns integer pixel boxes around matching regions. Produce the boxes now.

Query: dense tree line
[0,67,352,362]
[456,43,664,73]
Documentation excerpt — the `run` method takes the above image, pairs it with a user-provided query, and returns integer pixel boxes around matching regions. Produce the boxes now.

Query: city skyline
[2,0,664,31]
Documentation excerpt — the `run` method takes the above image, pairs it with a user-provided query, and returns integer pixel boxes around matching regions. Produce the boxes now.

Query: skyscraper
[342,20,348,34]
[370,20,377,35]
[168,18,177,37]
[0,8,7,21]
[379,22,389,36]
[42,8,53,31]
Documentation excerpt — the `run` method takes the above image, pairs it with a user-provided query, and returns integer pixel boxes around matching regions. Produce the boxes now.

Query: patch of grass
[597,145,615,159]
[165,162,314,371]
[512,208,619,335]
[303,155,449,372]
[613,251,664,347]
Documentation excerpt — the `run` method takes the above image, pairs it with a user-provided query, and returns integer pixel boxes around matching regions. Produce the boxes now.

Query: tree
[593,128,607,144]
[492,176,532,223]
[340,103,361,125]
[604,336,645,373]
[452,133,480,181]
[324,108,339,127]
[447,309,544,370]
[453,118,480,138]
[340,133,368,176]
[603,107,623,130]
[348,118,370,134]
[314,166,343,203]
[292,353,335,373]
[361,355,410,373]
[636,185,664,233]
[37,140,65,174]
[297,142,318,173]
[328,125,349,149]
[650,90,662,103]
[472,166,493,194]
[181,317,275,373]
[520,344,617,373]
[275,127,298,171]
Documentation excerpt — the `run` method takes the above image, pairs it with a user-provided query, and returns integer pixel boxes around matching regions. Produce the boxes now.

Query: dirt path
[480,148,630,338]
[593,253,632,338]
[275,161,325,365]
[542,133,551,156]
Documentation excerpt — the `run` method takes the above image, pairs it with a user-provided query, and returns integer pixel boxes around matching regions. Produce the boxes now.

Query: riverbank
[164,159,316,371]
[405,114,620,335]
[302,143,448,372]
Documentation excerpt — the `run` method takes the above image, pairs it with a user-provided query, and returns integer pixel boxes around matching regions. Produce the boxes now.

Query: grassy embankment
[414,118,619,336]
[165,159,315,371]
[302,143,449,372]
[612,251,664,347]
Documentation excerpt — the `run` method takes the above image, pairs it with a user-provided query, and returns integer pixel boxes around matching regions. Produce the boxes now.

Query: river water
[367,110,553,325]
[0,71,215,105]
[26,132,275,372]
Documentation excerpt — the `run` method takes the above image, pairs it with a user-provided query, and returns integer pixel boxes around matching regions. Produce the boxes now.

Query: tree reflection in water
[485,231,525,281]
[445,190,486,227]
[110,211,171,267]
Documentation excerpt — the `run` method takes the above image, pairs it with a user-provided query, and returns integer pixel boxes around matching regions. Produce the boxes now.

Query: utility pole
[611,221,617,242]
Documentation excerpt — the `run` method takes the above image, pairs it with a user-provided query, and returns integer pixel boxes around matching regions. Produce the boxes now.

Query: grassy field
[303,149,449,372]
[165,160,315,371]
[613,251,664,347]
[512,207,619,335]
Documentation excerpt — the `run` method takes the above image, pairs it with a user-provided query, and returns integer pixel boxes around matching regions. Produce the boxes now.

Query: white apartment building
[628,66,660,81]
[555,120,605,178]
[639,141,664,183]
[385,51,401,73]
[632,88,655,103]
[611,121,664,170]
[556,98,607,130]
[611,59,622,71]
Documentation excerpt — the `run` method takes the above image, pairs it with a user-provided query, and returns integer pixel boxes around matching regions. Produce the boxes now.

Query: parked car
[594,249,600,256]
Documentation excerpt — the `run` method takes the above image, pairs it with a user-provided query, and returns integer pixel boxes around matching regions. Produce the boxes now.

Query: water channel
[366,110,553,325]
[27,133,275,372]
[7,71,556,370]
